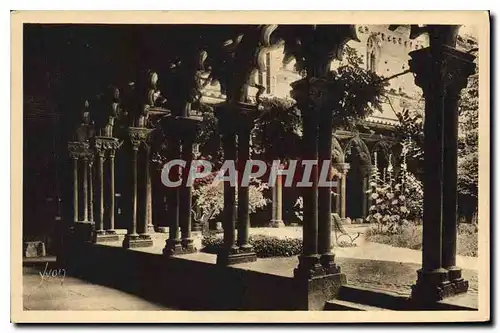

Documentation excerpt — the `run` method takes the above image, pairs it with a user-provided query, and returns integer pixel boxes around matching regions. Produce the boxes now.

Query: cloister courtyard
[21,22,483,312]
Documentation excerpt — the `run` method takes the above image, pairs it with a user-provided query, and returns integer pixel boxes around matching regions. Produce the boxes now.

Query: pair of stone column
[291,78,344,279]
[92,136,122,243]
[162,116,200,255]
[215,104,258,265]
[68,142,94,224]
[409,28,476,302]
[123,129,154,248]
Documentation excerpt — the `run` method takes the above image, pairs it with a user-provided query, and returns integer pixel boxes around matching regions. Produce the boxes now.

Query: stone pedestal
[293,272,347,310]
[123,234,154,249]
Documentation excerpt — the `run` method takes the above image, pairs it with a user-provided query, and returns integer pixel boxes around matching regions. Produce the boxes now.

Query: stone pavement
[23,265,173,311]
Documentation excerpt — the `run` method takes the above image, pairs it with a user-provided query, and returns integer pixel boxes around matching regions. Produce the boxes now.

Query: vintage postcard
[11,10,490,323]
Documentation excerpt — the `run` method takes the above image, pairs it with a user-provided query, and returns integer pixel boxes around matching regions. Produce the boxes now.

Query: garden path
[248,225,478,270]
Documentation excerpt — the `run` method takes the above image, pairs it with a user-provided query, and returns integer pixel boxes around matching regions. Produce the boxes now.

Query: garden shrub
[201,233,302,258]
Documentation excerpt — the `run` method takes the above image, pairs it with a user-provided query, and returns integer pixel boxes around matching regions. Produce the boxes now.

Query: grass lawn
[365,223,478,257]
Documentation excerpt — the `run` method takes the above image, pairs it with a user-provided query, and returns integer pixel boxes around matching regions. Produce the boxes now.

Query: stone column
[143,143,155,234]
[318,96,340,274]
[93,137,120,243]
[71,155,79,223]
[179,135,195,252]
[440,46,476,294]
[88,159,94,222]
[334,164,350,220]
[217,130,239,264]
[163,138,182,255]
[361,172,370,219]
[96,148,105,234]
[107,148,116,233]
[124,129,153,248]
[82,156,89,221]
[269,172,285,227]
[409,26,475,302]
[236,115,257,261]
[292,79,322,279]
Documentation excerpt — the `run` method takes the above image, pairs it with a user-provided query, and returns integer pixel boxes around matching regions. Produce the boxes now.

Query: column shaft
[318,108,333,257]
[142,145,153,234]
[82,157,89,221]
[169,141,181,242]
[441,90,461,276]
[72,157,79,222]
[97,153,105,232]
[222,132,237,250]
[179,139,194,248]
[88,161,94,222]
[421,77,445,272]
[131,147,139,236]
[340,173,347,219]
[108,151,116,232]
[301,112,319,257]
[237,128,251,249]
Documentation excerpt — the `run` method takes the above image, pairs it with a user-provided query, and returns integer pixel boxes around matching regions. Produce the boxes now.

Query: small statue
[75,100,91,142]
[102,87,120,137]
[147,71,166,107]
[137,104,150,128]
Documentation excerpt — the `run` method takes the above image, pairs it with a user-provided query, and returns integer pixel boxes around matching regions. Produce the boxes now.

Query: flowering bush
[192,173,270,226]
[366,166,423,234]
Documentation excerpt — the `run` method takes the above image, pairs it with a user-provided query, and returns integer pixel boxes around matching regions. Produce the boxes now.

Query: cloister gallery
[24,24,478,310]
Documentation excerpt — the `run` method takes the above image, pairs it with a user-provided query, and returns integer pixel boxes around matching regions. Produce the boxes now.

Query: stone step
[324,299,393,311]
[336,285,410,310]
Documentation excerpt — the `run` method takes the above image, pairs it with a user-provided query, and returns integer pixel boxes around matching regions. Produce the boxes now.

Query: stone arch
[344,136,372,220]
[332,135,345,164]
[344,136,372,169]
[371,140,392,171]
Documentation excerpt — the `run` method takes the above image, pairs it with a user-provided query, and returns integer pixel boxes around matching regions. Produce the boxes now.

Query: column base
[446,266,469,295]
[122,234,153,249]
[155,226,169,233]
[145,224,155,234]
[180,238,197,254]
[411,268,454,303]
[294,254,325,279]
[191,223,203,232]
[216,246,257,265]
[293,271,347,310]
[74,221,95,243]
[163,238,196,256]
[269,219,285,228]
[93,229,120,243]
[320,253,342,275]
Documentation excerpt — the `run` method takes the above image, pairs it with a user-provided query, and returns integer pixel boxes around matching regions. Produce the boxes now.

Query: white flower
[371,193,379,200]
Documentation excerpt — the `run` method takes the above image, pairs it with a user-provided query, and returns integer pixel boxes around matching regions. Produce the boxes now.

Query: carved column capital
[332,162,350,175]
[95,136,122,157]
[68,141,90,159]
[409,45,476,97]
[128,127,152,150]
